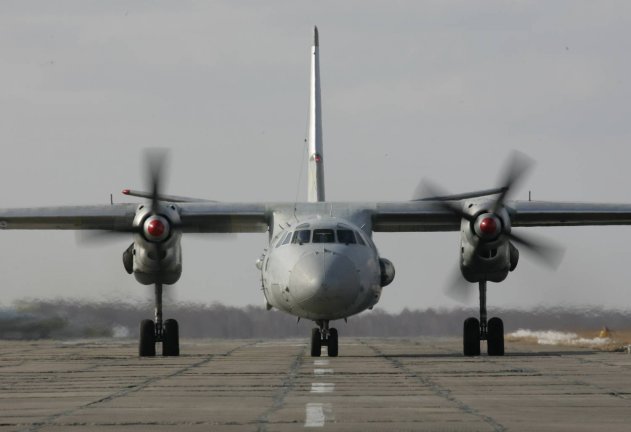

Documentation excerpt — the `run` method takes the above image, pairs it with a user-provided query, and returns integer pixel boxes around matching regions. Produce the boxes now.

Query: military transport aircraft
[2,27,631,358]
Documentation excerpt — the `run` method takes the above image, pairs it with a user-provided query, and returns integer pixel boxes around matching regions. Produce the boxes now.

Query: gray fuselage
[260,216,383,321]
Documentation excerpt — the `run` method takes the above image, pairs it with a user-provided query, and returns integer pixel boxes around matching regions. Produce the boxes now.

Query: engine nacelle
[128,204,183,285]
[459,199,516,283]
[122,243,134,274]
[509,241,519,272]
[379,258,395,287]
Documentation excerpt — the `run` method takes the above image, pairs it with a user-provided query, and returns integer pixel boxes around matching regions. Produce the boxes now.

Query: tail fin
[307,26,325,202]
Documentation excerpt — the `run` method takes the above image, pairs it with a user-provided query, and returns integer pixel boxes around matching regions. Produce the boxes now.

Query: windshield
[286,228,365,246]
[292,229,311,244]
[313,229,335,243]
[337,229,356,244]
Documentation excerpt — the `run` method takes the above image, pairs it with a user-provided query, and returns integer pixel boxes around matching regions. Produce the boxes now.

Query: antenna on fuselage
[307,26,325,203]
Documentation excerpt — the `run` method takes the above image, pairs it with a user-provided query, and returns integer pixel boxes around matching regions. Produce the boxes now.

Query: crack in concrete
[255,343,306,431]
[364,341,507,432]
[545,355,631,401]
[17,341,255,432]
[434,339,631,402]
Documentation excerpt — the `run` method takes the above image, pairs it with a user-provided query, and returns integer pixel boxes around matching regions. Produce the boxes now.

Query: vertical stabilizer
[307,26,325,202]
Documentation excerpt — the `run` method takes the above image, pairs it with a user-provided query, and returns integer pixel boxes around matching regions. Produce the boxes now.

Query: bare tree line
[1,299,629,340]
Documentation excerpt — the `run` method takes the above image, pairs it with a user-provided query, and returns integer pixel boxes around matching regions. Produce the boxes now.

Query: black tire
[162,319,180,357]
[139,319,156,357]
[311,328,322,357]
[487,317,505,356]
[327,328,339,357]
[463,317,480,356]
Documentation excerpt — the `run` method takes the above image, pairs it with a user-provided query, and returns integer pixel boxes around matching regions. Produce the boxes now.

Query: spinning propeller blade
[421,152,563,302]
[145,149,169,214]
[417,180,474,221]
[506,231,564,270]
[492,151,534,212]
[445,268,475,303]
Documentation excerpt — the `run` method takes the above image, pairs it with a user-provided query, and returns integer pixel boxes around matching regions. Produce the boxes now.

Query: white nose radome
[289,251,359,314]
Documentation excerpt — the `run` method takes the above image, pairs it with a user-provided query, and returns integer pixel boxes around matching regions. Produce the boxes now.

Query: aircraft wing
[0,204,138,230]
[372,202,461,232]
[508,201,631,227]
[177,203,269,233]
[371,200,631,232]
[4,200,631,234]
[0,202,270,233]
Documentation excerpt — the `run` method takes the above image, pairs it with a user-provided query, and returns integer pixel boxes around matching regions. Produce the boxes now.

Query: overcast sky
[1,1,631,314]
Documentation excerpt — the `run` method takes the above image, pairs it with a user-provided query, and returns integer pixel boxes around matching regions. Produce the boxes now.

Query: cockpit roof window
[292,229,311,244]
[337,229,356,245]
[313,229,335,243]
[296,223,310,229]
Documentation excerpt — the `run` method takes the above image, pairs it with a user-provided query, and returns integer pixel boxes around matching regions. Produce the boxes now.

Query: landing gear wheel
[463,317,480,356]
[327,328,338,357]
[162,319,180,357]
[139,319,156,357]
[487,317,504,356]
[311,328,322,357]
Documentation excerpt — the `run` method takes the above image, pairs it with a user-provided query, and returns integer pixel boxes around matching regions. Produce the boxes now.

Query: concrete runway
[1,337,631,431]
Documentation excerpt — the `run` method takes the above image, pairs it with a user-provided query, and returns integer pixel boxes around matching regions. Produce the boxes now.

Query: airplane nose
[289,251,360,314]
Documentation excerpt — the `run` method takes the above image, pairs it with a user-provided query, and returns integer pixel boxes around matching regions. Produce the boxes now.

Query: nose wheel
[463,281,504,356]
[139,283,180,357]
[310,320,339,357]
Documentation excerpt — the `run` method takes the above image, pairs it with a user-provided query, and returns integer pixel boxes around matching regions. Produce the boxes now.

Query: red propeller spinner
[143,215,170,242]
[474,214,502,240]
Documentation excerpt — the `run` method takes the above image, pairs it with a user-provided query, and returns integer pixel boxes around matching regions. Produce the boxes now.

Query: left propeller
[145,148,169,215]
[76,149,177,246]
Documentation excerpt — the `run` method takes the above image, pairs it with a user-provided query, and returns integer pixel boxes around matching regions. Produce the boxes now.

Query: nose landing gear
[139,283,180,357]
[463,281,504,356]
[310,320,339,357]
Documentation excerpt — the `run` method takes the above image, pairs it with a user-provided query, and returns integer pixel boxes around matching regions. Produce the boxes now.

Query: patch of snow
[508,329,611,346]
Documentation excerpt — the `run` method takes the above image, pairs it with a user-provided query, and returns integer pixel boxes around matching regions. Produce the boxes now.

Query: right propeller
[419,151,564,301]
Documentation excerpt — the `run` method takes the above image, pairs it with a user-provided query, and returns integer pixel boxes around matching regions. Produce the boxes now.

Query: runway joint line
[17,341,255,432]
[363,341,507,432]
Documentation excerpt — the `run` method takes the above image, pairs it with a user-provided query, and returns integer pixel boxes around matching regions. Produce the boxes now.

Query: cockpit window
[276,231,291,247]
[337,229,356,244]
[313,229,335,243]
[355,231,366,245]
[292,229,311,244]
[281,231,292,245]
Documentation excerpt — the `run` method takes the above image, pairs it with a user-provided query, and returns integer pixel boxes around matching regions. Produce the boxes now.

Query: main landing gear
[139,283,180,357]
[463,281,504,356]
[311,320,339,357]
